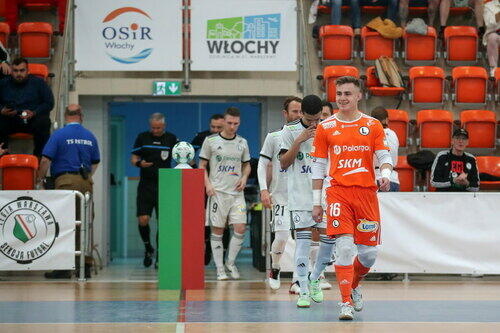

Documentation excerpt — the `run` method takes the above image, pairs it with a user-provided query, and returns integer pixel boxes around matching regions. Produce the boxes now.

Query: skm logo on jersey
[333,145,371,156]
[217,165,236,173]
[101,7,154,64]
[300,165,312,174]
[338,158,362,169]
[356,219,379,232]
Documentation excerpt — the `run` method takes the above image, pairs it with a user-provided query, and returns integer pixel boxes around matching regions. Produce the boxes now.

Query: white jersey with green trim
[199,133,250,196]
[280,119,314,211]
[259,129,288,205]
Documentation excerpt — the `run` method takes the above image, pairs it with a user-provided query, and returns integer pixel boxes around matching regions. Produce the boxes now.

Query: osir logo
[205,13,281,59]
[356,219,379,233]
[0,197,58,264]
[101,7,154,64]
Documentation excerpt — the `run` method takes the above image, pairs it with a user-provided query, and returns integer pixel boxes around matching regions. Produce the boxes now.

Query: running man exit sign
[153,81,181,96]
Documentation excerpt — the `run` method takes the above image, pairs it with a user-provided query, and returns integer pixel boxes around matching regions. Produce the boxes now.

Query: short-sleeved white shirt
[200,133,251,195]
[280,120,314,211]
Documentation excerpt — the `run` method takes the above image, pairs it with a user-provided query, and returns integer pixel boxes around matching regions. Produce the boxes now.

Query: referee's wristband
[135,160,142,168]
[312,189,322,206]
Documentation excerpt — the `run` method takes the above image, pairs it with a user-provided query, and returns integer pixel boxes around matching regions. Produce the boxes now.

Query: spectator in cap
[430,128,480,191]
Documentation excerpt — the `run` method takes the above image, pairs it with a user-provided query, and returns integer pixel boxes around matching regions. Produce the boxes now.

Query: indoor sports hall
[0,0,498,332]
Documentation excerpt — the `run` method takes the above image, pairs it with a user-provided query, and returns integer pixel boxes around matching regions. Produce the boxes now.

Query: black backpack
[407,150,436,171]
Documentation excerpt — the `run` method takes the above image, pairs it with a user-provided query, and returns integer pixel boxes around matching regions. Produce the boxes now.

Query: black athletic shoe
[44,270,72,279]
[143,249,154,267]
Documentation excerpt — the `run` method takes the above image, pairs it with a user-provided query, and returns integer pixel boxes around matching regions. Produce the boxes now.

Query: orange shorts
[325,186,381,246]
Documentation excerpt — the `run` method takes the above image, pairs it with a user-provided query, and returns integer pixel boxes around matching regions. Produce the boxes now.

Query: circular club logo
[101,7,154,64]
[359,126,370,135]
[0,197,58,264]
[333,145,341,155]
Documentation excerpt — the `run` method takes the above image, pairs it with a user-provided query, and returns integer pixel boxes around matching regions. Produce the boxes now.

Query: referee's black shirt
[132,131,178,181]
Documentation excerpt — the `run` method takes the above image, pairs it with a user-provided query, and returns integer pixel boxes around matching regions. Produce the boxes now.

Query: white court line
[176,322,185,333]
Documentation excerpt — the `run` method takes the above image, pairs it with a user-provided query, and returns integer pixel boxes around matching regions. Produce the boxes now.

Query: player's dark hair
[370,106,389,128]
[321,100,334,112]
[210,114,224,121]
[335,76,361,90]
[283,96,302,112]
[301,95,322,115]
[12,57,28,66]
[224,107,240,118]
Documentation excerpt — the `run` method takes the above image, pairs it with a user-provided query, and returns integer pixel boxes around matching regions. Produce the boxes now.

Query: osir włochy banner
[0,191,76,270]
[75,0,182,71]
[191,0,297,71]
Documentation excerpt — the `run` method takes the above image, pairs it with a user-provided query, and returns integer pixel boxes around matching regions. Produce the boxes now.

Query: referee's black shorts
[136,180,158,217]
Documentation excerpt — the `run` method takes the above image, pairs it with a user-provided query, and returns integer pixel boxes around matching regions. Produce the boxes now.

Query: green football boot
[309,279,324,303]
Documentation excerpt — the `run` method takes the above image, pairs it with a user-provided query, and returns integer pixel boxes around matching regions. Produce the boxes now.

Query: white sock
[226,231,245,265]
[210,233,224,269]
[311,235,336,281]
[271,230,289,270]
[295,230,312,294]
[309,240,319,271]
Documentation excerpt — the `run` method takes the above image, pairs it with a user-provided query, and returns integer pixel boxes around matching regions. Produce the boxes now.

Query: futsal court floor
[1,256,500,333]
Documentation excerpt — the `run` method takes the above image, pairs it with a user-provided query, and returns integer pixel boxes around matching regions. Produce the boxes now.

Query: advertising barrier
[75,0,182,71]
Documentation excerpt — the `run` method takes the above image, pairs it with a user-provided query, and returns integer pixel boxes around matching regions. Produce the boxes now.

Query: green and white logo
[153,81,181,96]
[0,197,58,264]
[205,13,281,57]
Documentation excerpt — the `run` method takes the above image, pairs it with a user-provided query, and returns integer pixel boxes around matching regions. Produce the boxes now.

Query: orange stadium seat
[361,5,386,14]
[19,0,56,11]
[444,26,478,66]
[416,109,453,148]
[403,27,437,66]
[320,25,354,64]
[409,66,446,108]
[460,110,497,148]
[476,156,500,190]
[387,109,410,148]
[495,68,500,101]
[28,63,49,81]
[365,66,405,97]
[396,155,415,192]
[361,26,396,65]
[322,65,359,102]
[0,22,10,48]
[17,22,53,60]
[317,5,350,15]
[0,154,39,190]
[452,66,488,108]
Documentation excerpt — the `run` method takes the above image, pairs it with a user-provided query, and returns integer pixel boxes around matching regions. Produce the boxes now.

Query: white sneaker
[339,302,354,320]
[319,274,332,290]
[351,286,363,312]
[225,263,240,279]
[268,268,281,290]
[289,281,300,294]
[216,267,228,281]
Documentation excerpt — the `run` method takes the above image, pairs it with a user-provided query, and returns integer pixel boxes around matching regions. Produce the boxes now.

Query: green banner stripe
[158,169,182,290]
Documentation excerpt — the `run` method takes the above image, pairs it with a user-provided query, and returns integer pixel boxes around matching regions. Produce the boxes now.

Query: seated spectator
[371,106,400,191]
[0,58,54,157]
[437,0,484,37]
[329,0,399,34]
[320,100,334,121]
[399,0,439,28]
[430,129,479,191]
[483,0,499,77]
[0,142,6,156]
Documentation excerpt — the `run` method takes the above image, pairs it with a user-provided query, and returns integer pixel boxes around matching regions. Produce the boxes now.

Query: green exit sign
[153,81,181,96]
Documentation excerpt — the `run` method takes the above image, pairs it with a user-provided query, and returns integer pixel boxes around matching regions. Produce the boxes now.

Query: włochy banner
[191,0,297,71]
[0,191,76,270]
[75,0,182,71]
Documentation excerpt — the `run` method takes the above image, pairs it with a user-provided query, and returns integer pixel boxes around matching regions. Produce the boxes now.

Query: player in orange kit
[310,76,393,320]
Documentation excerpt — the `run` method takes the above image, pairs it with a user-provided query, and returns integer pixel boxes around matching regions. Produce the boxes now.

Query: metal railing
[55,0,75,128]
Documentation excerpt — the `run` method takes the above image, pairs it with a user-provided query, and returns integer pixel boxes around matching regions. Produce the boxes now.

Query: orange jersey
[311,113,389,190]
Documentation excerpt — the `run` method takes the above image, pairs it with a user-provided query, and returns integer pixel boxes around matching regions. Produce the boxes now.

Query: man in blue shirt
[0,57,54,156]
[37,104,100,279]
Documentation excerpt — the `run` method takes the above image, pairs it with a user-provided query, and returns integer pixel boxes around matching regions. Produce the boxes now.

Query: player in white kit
[258,97,302,290]
[280,95,332,308]
[199,107,251,280]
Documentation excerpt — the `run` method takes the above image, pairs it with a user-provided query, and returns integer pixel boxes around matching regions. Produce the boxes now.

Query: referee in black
[131,113,178,268]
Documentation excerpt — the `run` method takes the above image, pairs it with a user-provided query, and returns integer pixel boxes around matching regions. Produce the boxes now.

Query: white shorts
[206,192,246,228]
[290,210,317,230]
[271,203,291,232]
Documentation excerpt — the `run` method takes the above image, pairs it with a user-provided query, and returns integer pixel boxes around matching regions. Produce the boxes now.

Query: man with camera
[37,104,100,279]
[0,57,54,157]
